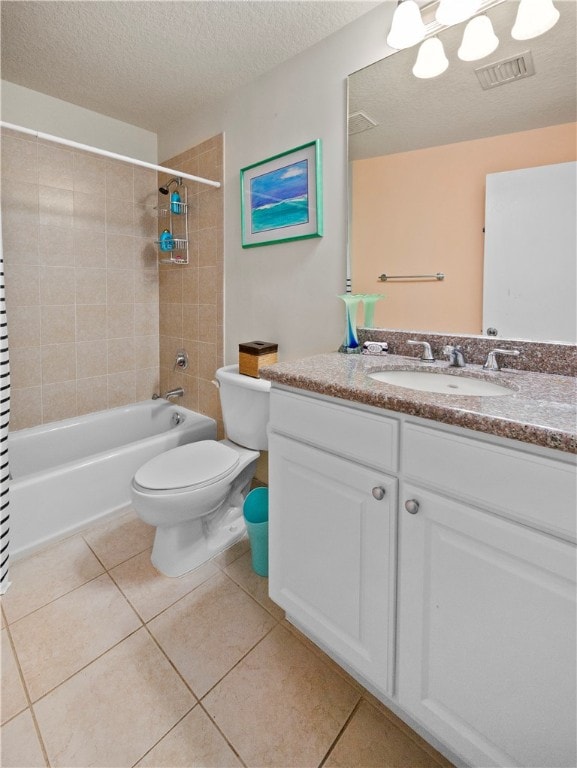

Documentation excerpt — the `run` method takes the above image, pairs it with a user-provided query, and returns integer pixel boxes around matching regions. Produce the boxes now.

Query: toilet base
[149,466,255,577]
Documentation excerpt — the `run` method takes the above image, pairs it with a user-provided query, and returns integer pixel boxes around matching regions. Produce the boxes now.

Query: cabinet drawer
[404,423,577,540]
[270,389,399,473]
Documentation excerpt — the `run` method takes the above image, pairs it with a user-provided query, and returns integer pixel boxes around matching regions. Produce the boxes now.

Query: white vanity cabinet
[268,386,577,768]
[268,389,399,695]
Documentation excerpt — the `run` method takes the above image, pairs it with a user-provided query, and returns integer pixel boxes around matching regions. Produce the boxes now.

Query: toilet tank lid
[216,365,271,391]
[134,440,239,491]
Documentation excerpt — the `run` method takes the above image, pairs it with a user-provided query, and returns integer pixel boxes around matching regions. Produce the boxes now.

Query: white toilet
[131,365,271,577]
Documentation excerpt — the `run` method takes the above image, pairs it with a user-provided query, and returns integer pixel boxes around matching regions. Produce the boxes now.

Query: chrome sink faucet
[407,339,435,363]
[483,349,520,371]
[443,344,466,368]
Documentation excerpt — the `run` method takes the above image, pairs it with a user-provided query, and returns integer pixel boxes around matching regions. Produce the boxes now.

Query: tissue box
[239,341,278,378]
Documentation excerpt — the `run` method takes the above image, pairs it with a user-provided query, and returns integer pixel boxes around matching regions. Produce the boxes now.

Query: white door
[268,433,397,695]
[483,161,576,342]
[397,484,577,768]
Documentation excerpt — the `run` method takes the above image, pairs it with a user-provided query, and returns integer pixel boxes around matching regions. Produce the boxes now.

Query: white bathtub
[8,400,217,559]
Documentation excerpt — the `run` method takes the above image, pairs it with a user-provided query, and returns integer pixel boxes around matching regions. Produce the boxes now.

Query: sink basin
[368,370,514,397]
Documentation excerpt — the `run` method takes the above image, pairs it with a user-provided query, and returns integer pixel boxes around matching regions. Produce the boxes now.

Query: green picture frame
[240,139,323,248]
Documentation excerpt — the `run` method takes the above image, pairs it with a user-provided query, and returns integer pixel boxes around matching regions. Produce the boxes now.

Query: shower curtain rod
[0,121,221,189]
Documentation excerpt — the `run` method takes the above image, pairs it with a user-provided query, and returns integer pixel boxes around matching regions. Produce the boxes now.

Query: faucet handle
[483,348,520,371]
[407,339,435,363]
[443,345,466,368]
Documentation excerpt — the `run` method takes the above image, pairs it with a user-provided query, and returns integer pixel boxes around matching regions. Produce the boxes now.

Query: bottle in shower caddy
[159,228,175,251]
[170,190,181,214]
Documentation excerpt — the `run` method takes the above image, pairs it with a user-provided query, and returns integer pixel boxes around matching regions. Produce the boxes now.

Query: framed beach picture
[240,140,323,248]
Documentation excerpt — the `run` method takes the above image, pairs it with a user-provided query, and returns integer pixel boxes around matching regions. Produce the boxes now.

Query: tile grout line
[318,696,363,768]
[128,703,197,768]
[197,699,249,768]
[2,620,52,767]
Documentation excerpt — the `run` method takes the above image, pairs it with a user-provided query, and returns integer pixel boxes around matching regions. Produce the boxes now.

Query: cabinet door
[269,432,397,695]
[398,484,577,768]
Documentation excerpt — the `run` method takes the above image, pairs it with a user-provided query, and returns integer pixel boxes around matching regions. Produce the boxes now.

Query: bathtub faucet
[153,388,185,401]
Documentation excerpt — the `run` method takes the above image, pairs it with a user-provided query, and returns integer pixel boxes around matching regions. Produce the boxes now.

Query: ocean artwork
[250,159,309,234]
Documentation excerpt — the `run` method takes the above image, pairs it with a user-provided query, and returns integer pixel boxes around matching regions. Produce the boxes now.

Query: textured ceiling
[1,0,380,132]
[349,0,577,159]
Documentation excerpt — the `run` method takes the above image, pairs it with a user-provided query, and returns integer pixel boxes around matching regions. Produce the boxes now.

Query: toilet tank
[216,365,271,450]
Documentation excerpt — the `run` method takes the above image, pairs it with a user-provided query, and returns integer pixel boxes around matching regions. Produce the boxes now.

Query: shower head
[158,176,181,195]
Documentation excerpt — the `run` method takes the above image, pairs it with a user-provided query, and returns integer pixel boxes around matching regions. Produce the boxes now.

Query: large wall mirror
[348,0,576,342]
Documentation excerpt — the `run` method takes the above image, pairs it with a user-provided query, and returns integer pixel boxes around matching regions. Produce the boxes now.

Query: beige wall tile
[9,347,41,389]
[40,267,75,306]
[5,264,40,307]
[198,266,217,305]
[134,238,157,270]
[42,380,77,422]
[107,304,135,338]
[41,343,76,385]
[2,220,39,265]
[107,370,136,408]
[105,233,134,268]
[7,306,41,348]
[75,268,106,305]
[108,337,135,373]
[76,340,107,378]
[107,269,135,305]
[135,368,159,401]
[73,191,106,232]
[182,303,199,342]
[106,200,134,236]
[133,167,157,206]
[197,342,217,381]
[134,270,159,304]
[106,162,134,201]
[34,630,195,768]
[76,304,107,342]
[1,135,38,180]
[0,710,47,768]
[8,386,42,430]
[159,268,183,304]
[198,304,217,343]
[41,305,76,344]
[198,377,221,421]
[73,154,106,196]
[74,230,106,268]
[134,335,159,369]
[159,303,183,338]
[181,267,199,305]
[77,376,108,415]
[2,182,39,225]
[134,302,159,336]
[38,144,74,190]
[39,186,73,229]
[38,225,74,267]
[134,205,157,238]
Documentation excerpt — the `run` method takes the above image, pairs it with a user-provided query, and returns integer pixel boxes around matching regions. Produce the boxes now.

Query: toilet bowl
[131,365,271,577]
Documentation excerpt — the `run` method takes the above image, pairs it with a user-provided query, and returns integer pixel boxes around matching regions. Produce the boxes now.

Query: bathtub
[8,400,217,559]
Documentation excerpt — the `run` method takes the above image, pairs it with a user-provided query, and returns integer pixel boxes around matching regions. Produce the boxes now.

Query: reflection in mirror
[348,0,576,342]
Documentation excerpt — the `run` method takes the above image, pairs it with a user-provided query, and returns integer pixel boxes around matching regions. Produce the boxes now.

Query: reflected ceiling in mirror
[348,0,576,342]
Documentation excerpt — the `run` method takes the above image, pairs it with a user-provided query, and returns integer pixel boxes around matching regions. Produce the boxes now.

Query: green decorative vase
[361,294,384,327]
[337,294,362,353]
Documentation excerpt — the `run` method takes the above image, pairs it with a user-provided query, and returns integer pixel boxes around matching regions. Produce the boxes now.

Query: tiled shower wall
[1,128,160,430]
[158,135,224,436]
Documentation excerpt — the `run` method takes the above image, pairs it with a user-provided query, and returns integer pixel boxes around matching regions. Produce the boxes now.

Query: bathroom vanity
[262,351,577,768]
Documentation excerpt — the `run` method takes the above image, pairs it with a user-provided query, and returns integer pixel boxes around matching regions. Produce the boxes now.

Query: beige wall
[1,127,160,430]
[158,135,225,437]
[352,122,577,333]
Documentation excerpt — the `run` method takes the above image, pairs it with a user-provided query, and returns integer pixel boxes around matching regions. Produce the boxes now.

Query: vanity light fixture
[387,0,426,50]
[458,15,499,61]
[413,37,449,78]
[436,0,482,26]
[511,0,560,39]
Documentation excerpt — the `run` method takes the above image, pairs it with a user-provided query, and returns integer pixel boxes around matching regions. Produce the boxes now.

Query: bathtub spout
[163,388,185,401]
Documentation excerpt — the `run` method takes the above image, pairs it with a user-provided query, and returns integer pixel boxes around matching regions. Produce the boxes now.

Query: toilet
[131,365,271,577]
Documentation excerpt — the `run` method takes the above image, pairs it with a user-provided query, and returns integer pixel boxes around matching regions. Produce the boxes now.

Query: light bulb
[458,15,499,61]
[436,0,482,26]
[387,0,426,50]
[512,0,560,39]
[412,38,449,79]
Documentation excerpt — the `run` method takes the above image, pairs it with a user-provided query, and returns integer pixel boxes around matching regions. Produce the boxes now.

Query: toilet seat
[134,440,240,492]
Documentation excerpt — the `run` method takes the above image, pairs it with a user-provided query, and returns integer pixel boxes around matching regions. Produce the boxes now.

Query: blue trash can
[243,487,269,577]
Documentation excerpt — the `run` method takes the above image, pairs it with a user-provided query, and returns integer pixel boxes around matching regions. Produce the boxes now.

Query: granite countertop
[260,352,577,454]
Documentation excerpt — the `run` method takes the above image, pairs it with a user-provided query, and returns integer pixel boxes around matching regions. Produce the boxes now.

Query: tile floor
[1,508,454,768]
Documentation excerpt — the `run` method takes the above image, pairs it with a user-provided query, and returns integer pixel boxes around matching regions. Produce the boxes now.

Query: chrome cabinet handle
[372,486,386,500]
[404,499,420,514]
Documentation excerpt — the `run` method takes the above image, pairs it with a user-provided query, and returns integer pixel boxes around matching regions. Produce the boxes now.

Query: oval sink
[368,370,514,397]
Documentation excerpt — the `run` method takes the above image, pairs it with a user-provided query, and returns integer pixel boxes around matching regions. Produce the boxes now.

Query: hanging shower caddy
[156,181,189,264]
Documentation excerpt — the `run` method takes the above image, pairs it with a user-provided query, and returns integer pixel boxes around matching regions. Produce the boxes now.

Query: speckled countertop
[260,353,577,454]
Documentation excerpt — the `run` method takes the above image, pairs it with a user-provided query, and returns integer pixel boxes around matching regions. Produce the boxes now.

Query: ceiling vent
[475,51,536,90]
[348,110,378,135]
